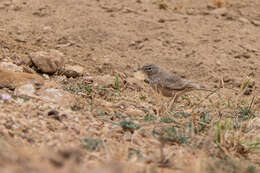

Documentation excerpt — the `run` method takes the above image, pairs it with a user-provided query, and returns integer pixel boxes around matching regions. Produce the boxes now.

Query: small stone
[43,74,50,80]
[158,18,165,23]
[48,110,61,121]
[0,62,23,72]
[30,50,64,74]
[62,65,84,78]
[15,35,26,42]
[216,60,221,66]
[209,8,227,16]
[14,84,36,97]
[251,20,260,26]
[84,76,94,84]
[1,93,11,100]
[223,76,233,83]
[238,17,250,24]
[234,53,251,59]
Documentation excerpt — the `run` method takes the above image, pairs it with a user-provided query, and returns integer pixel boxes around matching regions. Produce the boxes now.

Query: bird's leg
[167,93,178,111]
[151,85,161,116]
[167,90,188,110]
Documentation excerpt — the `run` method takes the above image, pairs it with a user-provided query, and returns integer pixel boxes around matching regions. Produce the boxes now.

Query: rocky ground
[0,0,260,172]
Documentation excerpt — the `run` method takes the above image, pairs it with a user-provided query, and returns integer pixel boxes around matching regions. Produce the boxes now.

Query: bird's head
[137,64,161,77]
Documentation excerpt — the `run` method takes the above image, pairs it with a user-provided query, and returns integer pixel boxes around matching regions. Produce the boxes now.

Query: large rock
[61,64,84,78]
[0,68,44,89]
[30,50,64,74]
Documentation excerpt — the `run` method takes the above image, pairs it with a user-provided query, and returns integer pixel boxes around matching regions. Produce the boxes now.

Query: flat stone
[14,84,36,97]
[0,62,23,72]
[62,65,84,78]
[37,87,75,106]
[0,68,44,89]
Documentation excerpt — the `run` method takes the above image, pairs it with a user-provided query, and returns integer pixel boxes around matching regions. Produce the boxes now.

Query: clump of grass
[65,82,93,96]
[199,112,213,132]
[143,114,157,121]
[119,120,140,133]
[174,111,192,118]
[128,148,143,159]
[114,75,120,93]
[160,114,176,123]
[139,94,147,101]
[237,96,255,120]
[215,119,232,144]
[154,126,188,144]
[82,138,103,151]
[70,104,82,111]
[85,84,92,95]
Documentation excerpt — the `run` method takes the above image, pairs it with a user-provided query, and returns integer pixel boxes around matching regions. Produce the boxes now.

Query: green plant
[216,119,232,143]
[140,94,147,101]
[199,112,212,132]
[174,111,192,118]
[115,75,120,92]
[119,120,140,133]
[144,114,157,121]
[128,148,143,159]
[238,96,255,120]
[85,84,92,94]
[160,114,176,123]
[154,126,188,144]
[70,104,81,111]
[82,138,103,151]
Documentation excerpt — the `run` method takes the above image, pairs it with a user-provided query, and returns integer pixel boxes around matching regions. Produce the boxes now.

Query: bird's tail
[188,82,214,92]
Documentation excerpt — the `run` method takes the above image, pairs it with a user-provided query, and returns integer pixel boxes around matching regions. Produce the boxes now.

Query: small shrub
[144,114,157,121]
[82,138,103,151]
[119,120,140,133]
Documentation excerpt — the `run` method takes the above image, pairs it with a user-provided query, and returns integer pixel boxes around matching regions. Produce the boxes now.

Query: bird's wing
[161,72,200,90]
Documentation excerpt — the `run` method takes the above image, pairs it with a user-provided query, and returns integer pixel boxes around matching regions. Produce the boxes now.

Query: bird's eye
[147,67,152,71]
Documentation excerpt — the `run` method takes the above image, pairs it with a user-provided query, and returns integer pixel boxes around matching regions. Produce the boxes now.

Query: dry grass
[1,75,256,173]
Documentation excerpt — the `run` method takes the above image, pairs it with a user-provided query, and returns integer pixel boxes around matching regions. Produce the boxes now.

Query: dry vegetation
[0,0,260,172]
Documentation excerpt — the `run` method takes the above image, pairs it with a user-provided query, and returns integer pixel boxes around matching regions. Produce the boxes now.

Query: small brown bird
[137,64,212,101]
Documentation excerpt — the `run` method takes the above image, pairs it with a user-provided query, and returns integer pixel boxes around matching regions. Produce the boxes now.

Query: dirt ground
[0,0,260,172]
